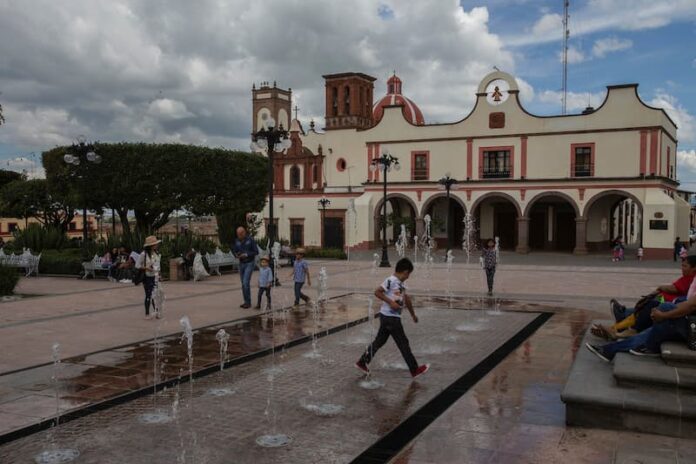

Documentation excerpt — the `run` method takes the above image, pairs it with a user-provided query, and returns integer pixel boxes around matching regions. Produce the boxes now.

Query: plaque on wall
[649,220,668,230]
[489,112,505,129]
[654,212,664,218]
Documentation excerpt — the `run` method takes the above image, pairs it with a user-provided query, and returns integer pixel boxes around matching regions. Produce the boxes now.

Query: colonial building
[253,70,689,259]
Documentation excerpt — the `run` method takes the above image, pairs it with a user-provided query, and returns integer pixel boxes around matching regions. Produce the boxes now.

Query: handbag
[687,315,696,351]
[133,268,145,286]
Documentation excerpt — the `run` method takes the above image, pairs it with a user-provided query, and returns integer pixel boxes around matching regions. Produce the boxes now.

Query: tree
[0,169,24,190]
[0,179,75,229]
[0,102,4,126]
[42,143,268,240]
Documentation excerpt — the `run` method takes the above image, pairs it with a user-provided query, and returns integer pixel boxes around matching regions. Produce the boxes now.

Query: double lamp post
[63,138,101,255]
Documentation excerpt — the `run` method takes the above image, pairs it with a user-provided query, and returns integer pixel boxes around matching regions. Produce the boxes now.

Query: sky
[0,0,695,185]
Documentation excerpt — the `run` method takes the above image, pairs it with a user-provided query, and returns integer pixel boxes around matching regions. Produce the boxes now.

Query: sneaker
[629,347,660,357]
[355,361,370,374]
[411,364,430,379]
[240,303,251,309]
[585,343,610,363]
[610,299,626,322]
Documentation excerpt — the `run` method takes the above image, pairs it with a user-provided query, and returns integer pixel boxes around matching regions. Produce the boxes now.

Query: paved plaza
[1,254,696,463]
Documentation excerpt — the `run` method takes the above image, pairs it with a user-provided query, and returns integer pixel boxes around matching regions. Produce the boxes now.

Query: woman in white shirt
[141,235,162,320]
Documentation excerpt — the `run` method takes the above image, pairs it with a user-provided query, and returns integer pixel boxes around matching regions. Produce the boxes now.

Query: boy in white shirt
[355,258,430,378]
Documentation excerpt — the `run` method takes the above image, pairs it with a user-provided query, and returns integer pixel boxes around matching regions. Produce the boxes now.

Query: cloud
[0,0,513,153]
[510,0,696,46]
[560,46,586,64]
[592,37,633,58]
[536,90,606,112]
[649,91,696,144]
[2,156,44,179]
[677,149,696,175]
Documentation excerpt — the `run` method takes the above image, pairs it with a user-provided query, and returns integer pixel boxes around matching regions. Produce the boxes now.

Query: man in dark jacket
[233,226,258,308]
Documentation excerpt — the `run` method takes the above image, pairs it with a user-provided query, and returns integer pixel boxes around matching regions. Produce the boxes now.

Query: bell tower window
[344,86,350,114]
[290,165,301,190]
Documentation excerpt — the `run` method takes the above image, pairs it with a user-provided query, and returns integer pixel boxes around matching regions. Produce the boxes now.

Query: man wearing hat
[233,226,258,309]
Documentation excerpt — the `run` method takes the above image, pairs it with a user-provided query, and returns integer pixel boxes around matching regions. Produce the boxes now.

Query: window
[412,153,428,180]
[573,145,594,177]
[290,165,301,190]
[290,220,304,247]
[69,222,77,231]
[8,223,18,233]
[344,86,350,114]
[332,87,338,116]
[482,150,511,178]
[336,158,347,172]
[312,164,319,184]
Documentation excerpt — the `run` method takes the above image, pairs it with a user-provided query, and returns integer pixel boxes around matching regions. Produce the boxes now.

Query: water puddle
[302,403,344,417]
[206,387,235,397]
[255,434,292,448]
[138,411,174,424]
[359,379,385,390]
[34,449,80,464]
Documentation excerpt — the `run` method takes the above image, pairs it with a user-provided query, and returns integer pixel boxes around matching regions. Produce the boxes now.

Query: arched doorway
[471,193,521,250]
[373,194,418,245]
[583,191,643,252]
[524,193,580,252]
[422,194,465,249]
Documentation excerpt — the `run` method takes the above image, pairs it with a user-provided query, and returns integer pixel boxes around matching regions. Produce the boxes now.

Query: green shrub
[38,249,84,275]
[0,266,20,295]
[11,224,68,252]
[304,248,347,260]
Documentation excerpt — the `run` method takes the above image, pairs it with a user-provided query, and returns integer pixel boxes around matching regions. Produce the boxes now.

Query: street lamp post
[64,138,101,255]
[317,197,331,247]
[438,174,458,255]
[370,150,400,267]
[250,117,291,246]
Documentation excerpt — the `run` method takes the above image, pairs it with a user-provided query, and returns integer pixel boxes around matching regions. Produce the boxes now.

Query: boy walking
[255,256,272,310]
[291,248,311,306]
[355,258,430,378]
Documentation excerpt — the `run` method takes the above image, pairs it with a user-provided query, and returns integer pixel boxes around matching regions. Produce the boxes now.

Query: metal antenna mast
[562,0,570,114]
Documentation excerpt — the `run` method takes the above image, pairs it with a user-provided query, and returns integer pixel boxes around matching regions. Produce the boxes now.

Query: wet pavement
[0,296,541,463]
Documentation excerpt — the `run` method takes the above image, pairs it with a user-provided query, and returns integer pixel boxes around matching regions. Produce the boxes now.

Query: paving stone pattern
[0,304,537,463]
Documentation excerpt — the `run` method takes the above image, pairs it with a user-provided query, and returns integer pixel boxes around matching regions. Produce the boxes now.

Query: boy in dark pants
[290,248,311,306]
[255,256,272,310]
[355,258,430,378]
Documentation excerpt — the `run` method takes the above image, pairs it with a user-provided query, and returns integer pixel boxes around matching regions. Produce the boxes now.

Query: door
[529,211,545,250]
[323,217,344,249]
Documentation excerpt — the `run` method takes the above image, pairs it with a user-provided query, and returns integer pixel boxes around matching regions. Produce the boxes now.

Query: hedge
[0,265,20,295]
[304,248,347,260]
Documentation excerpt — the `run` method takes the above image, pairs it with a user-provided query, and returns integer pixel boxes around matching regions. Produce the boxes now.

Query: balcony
[480,168,511,179]
[573,164,594,177]
[412,168,428,181]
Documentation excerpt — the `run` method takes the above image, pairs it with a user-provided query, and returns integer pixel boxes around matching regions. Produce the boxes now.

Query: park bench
[0,249,41,277]
[82,255,111,279]
[205,248,238,276]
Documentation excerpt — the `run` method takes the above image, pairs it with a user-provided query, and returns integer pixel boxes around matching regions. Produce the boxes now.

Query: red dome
[372,74,425,125]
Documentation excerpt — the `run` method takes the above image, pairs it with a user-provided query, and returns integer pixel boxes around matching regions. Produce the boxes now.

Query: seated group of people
[586,255,696,361]
[100,247,140,282]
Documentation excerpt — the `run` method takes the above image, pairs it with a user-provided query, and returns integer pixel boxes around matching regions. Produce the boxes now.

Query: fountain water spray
[179,316,194,398]
[413,234,419,266]
[215,329,229,371]
[318,266,328,302]
[371,252,380,276]
[446,250,454,307]
[421,214,435,292]
[359,296,384,390]
[34,344,80,464]
[494,236,500,264]
[395,224,408,258]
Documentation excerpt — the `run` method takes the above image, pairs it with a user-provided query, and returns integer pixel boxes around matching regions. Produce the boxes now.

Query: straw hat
[143,235,161,247]
[260,256,270,263]
[296,247,306,255]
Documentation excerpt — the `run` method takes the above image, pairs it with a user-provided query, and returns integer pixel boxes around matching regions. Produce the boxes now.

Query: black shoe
[240,303,251,309]
[610,299,626,322]
[629,347,660,357]
[585,343,611,363]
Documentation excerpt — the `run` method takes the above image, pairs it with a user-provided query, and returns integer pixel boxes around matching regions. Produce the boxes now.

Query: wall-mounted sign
[649,220,668,230]
[654,212,664,219]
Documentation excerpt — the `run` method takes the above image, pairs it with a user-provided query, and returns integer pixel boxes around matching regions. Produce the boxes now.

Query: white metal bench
[82,255,111,279]
[0,249,41,277]
[204,248,238,276]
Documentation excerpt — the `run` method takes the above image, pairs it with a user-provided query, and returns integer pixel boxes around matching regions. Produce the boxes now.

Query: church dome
[372,74,425,125]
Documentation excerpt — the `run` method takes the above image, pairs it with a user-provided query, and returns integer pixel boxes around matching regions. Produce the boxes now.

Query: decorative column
[574,218,588,254]
[516,217,530,254]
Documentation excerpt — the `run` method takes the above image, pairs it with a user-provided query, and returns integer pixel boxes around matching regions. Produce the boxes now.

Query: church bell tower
[252,81,292,132]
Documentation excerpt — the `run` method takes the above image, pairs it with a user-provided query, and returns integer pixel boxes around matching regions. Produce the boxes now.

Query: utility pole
[562,0,570,115]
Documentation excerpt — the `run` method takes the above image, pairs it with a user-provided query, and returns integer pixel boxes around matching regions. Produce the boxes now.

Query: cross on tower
[293,105,300,120]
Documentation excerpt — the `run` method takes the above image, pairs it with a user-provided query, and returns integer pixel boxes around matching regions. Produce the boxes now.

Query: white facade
[257,71,687,259]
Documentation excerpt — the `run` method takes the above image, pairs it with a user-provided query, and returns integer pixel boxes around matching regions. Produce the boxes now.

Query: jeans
[239,261,254,305]
[360,314,419,373]
[601,330,651,360]
[294,282,308,305]
[143,275,155,316]
[485,267,496,292]
[645,317,689,353]
[634,302,678,332]
[257,287,271,308]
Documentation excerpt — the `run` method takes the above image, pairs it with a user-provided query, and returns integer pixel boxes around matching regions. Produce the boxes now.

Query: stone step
[613,353,696,391]
[661,341,696,368]
[561,321,696,438]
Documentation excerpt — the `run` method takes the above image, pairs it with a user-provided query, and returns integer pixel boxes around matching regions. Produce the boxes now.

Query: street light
[250,117,292,246]
[64,138,101,255]
[370,149,400,267]
[438,174,458,255]
[317,197,331,247]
